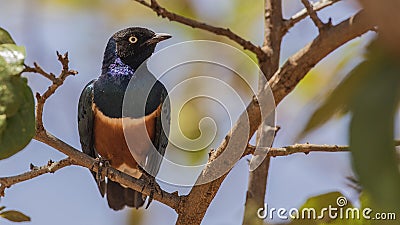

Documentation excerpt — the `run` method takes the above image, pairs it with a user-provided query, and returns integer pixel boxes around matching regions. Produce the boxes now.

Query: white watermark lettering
[257,196,397,221]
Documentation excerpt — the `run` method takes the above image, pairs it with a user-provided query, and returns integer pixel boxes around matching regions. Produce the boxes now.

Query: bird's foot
[138,166,163,209]
[93,157,110,186]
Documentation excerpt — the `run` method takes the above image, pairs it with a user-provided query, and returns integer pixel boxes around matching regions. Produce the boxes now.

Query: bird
[77,27,171,210]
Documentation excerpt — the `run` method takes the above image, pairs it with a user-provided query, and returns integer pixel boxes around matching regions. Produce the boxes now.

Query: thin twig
[0,158,73,197]
[23,52,78,132]
[23,62,57,82]
[245,140,400,157]
[132,0,265,58]
[242,126,281,157]
[244,143,348,157]
[282,0,340,33]
[301,0,327,32]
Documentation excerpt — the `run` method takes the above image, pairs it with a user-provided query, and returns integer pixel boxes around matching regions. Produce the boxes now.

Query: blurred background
[0,0,381,224]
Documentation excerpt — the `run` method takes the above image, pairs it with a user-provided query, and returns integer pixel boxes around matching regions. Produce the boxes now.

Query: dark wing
[78,79,106,196]
[145,82,170,177]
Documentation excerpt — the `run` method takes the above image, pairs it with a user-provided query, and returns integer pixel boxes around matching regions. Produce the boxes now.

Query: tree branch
[243,1,284,224]
[132,0,265,58]
[282,0,340,34]
[175,10,373,225]
[33,131,181,210]
[23,52,78,131]
[245,143,349,157]
[300,0,328,32]
[242,13,372,222]
[269,10,373,104]
[258,0,284,79]
[0,158,73,197]
[247,139,400,158]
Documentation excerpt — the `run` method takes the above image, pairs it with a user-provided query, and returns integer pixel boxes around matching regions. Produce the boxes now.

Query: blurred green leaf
[163,0,197,19]
[301,37,400,217]
[359,192,372,209]
[295,41,362,109]
[0,210,31,222]
[127,208,144,225]
[0,30,35,160]
[0,28,15,45]
[331,41,361,75]
[296,69,327,100]
[349,40,400,212]
[39,0,101,9]
[0,206,5,211]
[300,61,372,136]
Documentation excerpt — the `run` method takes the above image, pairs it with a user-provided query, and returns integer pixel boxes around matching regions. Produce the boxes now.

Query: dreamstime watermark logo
[257,196,397,221]
[121,40,276,186]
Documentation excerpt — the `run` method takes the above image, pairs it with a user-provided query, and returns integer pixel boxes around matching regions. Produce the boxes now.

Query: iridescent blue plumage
[108,58,135,78]
[94,37,143,118]
[101,38,135,78]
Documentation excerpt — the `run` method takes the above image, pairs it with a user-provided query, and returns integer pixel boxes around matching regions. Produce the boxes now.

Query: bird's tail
[106,180,145,210]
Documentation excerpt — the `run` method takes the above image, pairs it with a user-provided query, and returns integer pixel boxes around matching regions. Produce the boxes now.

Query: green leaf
[349,39,400,212]
[0,27,15,45]
[0,76,35,159]
[0,206,5,212]
[0,210,31,222]
[0,76,22,117]
[0,44,26,77]
[0,30,35,160]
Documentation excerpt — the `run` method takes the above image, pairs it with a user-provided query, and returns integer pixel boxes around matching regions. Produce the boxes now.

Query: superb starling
[78,27,171,210]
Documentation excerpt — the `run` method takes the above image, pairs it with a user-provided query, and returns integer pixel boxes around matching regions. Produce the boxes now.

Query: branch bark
[4,139,398,201]
[300,0,327,32]
[243,1,283,225]
[0,158,72,197]
[33,131,181,209]
[282,0,340,34]
[245,143,351,157]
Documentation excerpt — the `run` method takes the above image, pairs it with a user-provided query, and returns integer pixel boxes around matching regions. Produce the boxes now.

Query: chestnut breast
[92,103,160,175]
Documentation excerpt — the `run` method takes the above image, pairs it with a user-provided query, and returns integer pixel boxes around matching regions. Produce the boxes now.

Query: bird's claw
[138,166,163,209]
[93,157,110,186]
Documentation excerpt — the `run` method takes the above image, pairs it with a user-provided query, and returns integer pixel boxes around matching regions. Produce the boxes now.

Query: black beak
[143,33,172,46]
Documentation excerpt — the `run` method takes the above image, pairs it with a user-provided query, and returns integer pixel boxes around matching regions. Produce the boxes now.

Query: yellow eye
[128,36,138,44]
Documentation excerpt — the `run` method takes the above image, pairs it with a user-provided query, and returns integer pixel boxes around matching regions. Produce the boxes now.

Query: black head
[105,27,171,70]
